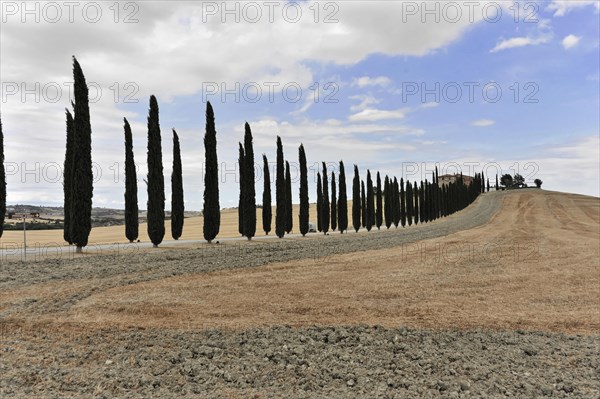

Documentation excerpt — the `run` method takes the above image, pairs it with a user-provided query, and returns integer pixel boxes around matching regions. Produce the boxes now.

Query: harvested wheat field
[1,190,599,398]
[0,203,322,249]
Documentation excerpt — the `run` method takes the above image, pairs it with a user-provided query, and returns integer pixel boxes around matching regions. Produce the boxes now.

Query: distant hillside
[5,204,201,228]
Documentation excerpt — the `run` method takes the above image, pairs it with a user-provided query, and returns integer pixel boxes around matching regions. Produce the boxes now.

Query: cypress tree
[384,176,392,229]
[171,129,184,240]
[321,162,330,234]
[338,161,348,234]
[424,180,430,223]
[243,123,256,240]
[203,101,220,243]
[426,181,431,222]
[0,116,5,240]
[298,145,309,236]
[146,95,165,248]
[436,175,443,220]
[285,161,293,234]
[361,181,366,228]
[366,170,374,231]
[124,118,138,243]
[63,109,74,244]
[352,165,361,232]
[331,171,337,231]
[316,172,322,232]
[375,172,383,230]
[393,177,400,228]
[487,178,490,192]
[400,177,406,227]
[413,181,419,225]
[262,154,272,235]
[70,57,94,252]
[275,136,286,238]
[238,143,245,236]
[481,171,485,193]
[406,180,413,226]
[419,181,425,223]
[495,174,499,190]
[430,173,436,221]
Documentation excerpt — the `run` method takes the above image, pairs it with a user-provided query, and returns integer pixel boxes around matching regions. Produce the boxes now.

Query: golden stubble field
[0,203,324,248]
[6,190,598,335]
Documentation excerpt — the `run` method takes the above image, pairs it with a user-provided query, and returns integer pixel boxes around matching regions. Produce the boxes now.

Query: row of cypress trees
[341,167,484,233]
[121,98,185,247]
[53,58,485,250]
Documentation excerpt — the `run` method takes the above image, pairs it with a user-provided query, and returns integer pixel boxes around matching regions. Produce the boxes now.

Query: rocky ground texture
[2,325,598,398]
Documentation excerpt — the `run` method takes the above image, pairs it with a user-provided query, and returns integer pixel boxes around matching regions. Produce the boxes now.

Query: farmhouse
[437,173,474,187]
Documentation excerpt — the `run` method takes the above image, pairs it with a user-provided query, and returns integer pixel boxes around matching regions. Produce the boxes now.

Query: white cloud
[353,76,391,88]
[490,18,553,53]
[349,108,409,122]
[490,36,550,53]
[562,34,581,49]
[547,1,600,17]
[471,119,496,127]
[349,95,380,112]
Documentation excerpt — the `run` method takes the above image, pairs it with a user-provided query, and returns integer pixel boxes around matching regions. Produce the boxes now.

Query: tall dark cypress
[423,180,430,223]
[375,172,383,230]
[352,165,361,232]
[0,116,5,240]
[124,118,138,243]
[406,180,413,226]
[384,176,392,229]
[361,181,366,228]
[330,172,337,231]
[243,123,256,240]
[63,109,75,244]
[238,143,245,236]
[285,161,293,234]
[316,172,322,232]
[487,178,490,192]
[495,174,499,190]
[298,144,309,236]
[70,57,94,252]
[171,130,184,240]
[481,171,485,193]
[413,181,419,225]
[393,177,400,228]
[338,161,348,234]
[400,177,406,227]
[366,170,374,231]
[203,101,220,243]
[275,136,286,238]
[321,162,330,234]
[419,181,426,223]
[146,95,165,247]
[262,154,272,235]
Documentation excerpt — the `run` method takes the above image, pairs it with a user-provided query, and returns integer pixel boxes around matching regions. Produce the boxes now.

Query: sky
[1,0,599,210]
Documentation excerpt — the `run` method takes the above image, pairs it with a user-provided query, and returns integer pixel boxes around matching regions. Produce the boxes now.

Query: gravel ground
[2,325,598,398]
[2,191,599,398]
